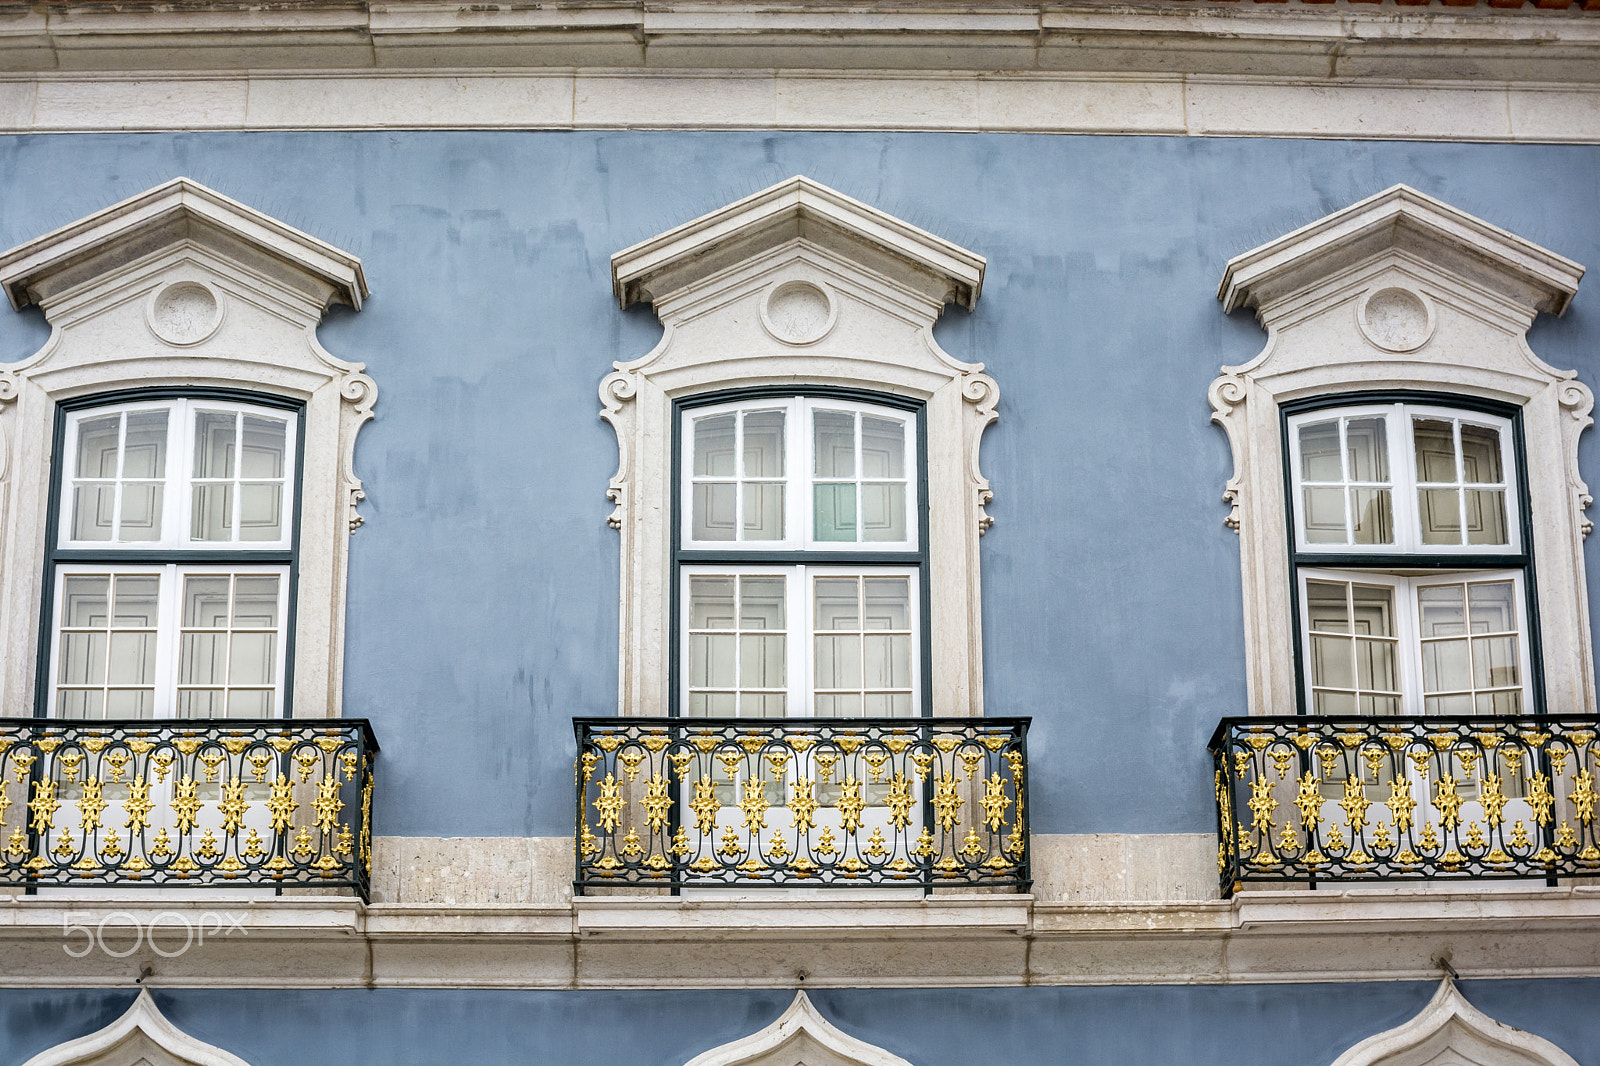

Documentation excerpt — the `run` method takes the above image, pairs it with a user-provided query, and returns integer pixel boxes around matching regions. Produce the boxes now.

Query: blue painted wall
[1,134,1597,837]
[1,980,1597,1066]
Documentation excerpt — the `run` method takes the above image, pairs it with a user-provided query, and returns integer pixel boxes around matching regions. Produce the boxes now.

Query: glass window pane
[692,483,737,541]
[863,578,911,630]
[1305,581,1349,633]
[63,575,110,628]
[814,635,861,690]
[814,578,860,630]
[1313,691,1355,716]
[1310,634,1354,689]
[816,694,862,718]
[742,411,785,478]
[1468,581,1516,634]
[183,576,232,628]
[1459,423,1503,484]
[191,483,234,542]
[105,689,154,719]
[118,483,163,542]
[860,417,905,479]
[1361,694,1402,717]
[1472,635,1520,689]
[693,414,736,477]
[1345,418,1389,482]
[1350,488,1393,545]
[76,415,122,478]
[1476,691,1522,716]
[229,632,278,686]
[813,411,855,478]
[112,576,159,627]
[861,483,906,542]
[1355,639,1396,691]
[742,483,783,541]
[1425,694,1472,716]
[238,483,283,541]
[688,577,736,629]
[1418,488,1463,545]
[58,690,104,719]
[176,690,225,719]
[107,632,155,685]
[1350,585,1395,638]
[194,411,238,479]
[179,633,227,685]
[1413,419,1458,483]
[1298,421,1342,481]
[740,634,785,688]
[240,416,287,479]
[59,632,107,685]
[1422,641,1471,694]
[72,484,116,541]
[740,693,786,719]
[226,690,273,717]
[122,411,169,479]
[1418,584,1466,637]
[1465,489,1508,546]
[232,575,281,627]
[864,634,911,688]
[1302,487,1346,543]
[814,484,857,541]
[738,576,785,630]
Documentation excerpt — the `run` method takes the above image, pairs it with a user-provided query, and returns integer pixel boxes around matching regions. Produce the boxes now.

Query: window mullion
[110,411,128,543]
[793,565,810,718]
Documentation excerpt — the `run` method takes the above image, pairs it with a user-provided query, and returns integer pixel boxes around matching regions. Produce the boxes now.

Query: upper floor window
[677,394,925,720]
[46,395,300,720]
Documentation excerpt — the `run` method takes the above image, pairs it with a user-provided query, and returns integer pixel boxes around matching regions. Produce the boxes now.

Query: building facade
[0,2,1598,1064]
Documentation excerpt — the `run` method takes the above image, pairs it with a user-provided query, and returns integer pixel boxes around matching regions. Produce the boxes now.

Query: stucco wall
[2,980,1598,1066]
[0,133,1597,838]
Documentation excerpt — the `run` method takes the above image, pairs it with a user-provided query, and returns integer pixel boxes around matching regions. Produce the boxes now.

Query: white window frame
[679,563,922,719]
[46,562,292,719]
[679,396,920,554]
[59,398,299,552]
[1287,403,1520,556]
[1297,567,1533,719]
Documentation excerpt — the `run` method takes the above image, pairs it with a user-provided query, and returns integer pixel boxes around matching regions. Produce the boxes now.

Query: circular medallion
[1357,286,1434,353]
[148,281,223,346]
[760,280,837,346]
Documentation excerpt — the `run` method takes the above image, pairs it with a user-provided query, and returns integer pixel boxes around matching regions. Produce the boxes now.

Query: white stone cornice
[0,176,368,314]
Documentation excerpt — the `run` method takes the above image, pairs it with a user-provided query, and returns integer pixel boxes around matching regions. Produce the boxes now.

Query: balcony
[0,718,378,900]
[573,717,1030,891]
[1211,714,1600,896]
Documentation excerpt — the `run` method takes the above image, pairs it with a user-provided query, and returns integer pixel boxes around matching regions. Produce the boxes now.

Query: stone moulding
[602,175,997,718]
[682,989,917,1066]
[0,177,375,719]
[1209,183,1593,719]
[21,987,254,1066]
[1330,978,1581,1066]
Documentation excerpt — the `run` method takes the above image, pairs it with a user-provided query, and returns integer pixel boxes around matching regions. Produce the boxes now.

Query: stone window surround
[601,175,998,719]
[0,177,375,720]
[1209,183,1592,719]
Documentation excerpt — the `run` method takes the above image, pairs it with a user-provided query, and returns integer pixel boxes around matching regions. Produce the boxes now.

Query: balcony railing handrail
[1210,713,1600,896]
[574,715,1031,892]
[0,716,378,901]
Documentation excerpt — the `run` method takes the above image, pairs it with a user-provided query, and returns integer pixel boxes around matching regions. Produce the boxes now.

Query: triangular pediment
[0,178,367,315]
[21,989,254,1066]
[1219,184,1583,321]
[611,176,984,313]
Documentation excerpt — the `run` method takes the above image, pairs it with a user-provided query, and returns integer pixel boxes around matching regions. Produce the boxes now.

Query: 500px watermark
[63,912,247,958]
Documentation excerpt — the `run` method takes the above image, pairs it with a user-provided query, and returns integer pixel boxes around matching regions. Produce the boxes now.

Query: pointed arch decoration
[21,988,253,1066]
[1330,979,1581,1066]
[683,990,917,1066]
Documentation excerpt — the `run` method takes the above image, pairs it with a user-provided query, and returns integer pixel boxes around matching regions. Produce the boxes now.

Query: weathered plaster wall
[0,133,1596,838]
[2,980,1599,1066]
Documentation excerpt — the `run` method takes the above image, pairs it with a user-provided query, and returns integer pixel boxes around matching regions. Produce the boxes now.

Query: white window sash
[678,397,919,553]
[58,398,299,552]
[1287,403,1520,556]
[1297,566,1532,718]
[47,562,291,719]
[678,563,921,718]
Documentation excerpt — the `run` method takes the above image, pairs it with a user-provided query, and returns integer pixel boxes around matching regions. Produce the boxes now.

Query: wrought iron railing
[1211,715,1600,896]
[573,717,1030,891]
[0,718,378,900]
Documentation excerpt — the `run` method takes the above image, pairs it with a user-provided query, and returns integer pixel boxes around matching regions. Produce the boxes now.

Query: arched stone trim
[603,176,996,718]
[1331,979,1580,1066]
[683,991,916,1066]
[21,988,253,1066]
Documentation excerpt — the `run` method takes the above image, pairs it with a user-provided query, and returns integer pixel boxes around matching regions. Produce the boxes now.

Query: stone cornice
[3,887,1599,989]
[0,2,1597,81]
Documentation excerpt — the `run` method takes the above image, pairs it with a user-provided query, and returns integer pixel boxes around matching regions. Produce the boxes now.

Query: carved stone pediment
[1331,979,1580,1066]
[22,989,253,1066]
[683,991,916,1066]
